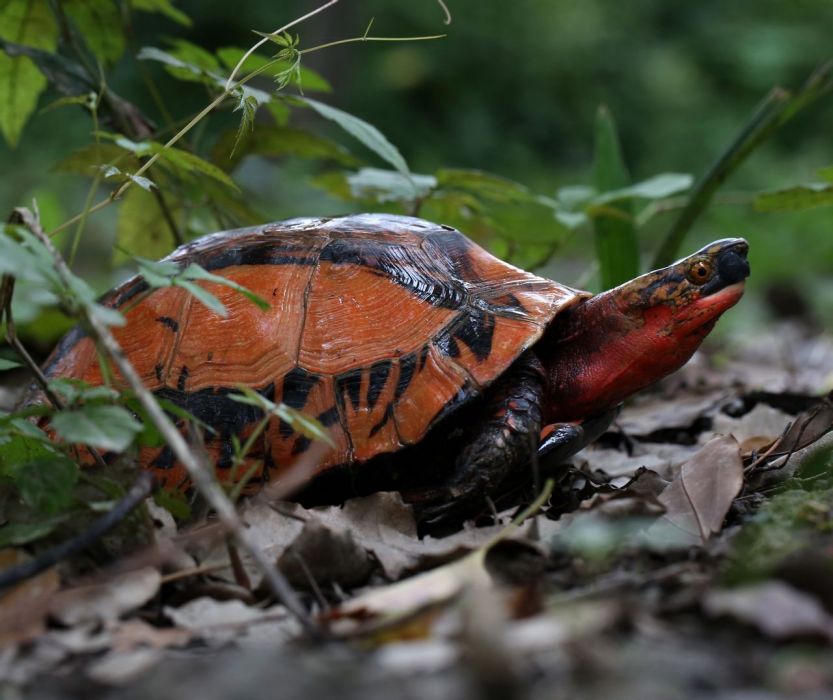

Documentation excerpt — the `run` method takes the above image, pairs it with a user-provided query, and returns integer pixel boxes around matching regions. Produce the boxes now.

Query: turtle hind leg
[415,351,546,527]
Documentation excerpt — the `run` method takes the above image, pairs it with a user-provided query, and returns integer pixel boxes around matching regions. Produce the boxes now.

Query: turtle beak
[714,238,750,287]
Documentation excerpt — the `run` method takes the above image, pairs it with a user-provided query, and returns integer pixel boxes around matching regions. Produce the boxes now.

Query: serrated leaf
[50,404,143,452]
[213,123,358,167]
[63,0,124,64]
[0,37,93,97]
[216,47,332,93]
[302,97,411,177]
[114,187,180,263]
[0,0,58,146]
[149,142,237,190]
[754,183,833,212]
[435,169,535,203]
[592,105,639,290]
[132,0,191,26]
[52,143,136,176]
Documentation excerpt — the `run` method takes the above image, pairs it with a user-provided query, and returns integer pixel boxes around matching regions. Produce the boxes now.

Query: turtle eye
[687,259,712,285]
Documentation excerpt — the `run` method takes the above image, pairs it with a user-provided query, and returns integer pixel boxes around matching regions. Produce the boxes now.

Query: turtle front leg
[537,405,620,474]
[417,351,546,524]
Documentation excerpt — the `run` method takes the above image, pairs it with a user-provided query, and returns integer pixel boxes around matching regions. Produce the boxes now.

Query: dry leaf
[164,597,296,647]
[86,648,163,685]
[0,550,59,648]
[648,435,743,546]
[49,567,161,626]
[704,582,833,641]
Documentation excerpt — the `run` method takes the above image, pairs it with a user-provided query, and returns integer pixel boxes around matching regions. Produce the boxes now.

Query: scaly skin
[539,238,750,423]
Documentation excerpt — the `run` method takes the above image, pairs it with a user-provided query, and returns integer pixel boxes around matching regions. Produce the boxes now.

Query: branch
[0,472,156,591]
[17,208,325,641]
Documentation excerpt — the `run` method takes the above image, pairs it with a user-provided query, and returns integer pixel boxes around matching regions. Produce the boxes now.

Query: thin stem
[20,208,324,641]
[0,472,156,591]
[299,33,446,55]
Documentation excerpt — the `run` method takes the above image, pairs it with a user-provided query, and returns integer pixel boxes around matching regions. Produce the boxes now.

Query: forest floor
[2,320,833,700]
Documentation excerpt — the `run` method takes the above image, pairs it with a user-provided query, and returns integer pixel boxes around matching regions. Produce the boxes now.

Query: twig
[19,208,325,642]
[0,471,156,591]
[151,187,184,246]
[225,0,341,90]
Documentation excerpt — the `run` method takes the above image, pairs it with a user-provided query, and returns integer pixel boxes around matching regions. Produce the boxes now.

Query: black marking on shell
[177,366,189,391]
[434,330,461,358]
[336,368,363,412]
[151,445,176,470]
[367,360,392,410]
[42,325,88,376]
[154,364,164,383]
[418,344,430,371]
[317,405,340,427]
[282,367,320,410]
[156,316,179,333]
[395,353,417,400]
[369,404,393,438]
[292,435,312,455]
[433,308,496,363]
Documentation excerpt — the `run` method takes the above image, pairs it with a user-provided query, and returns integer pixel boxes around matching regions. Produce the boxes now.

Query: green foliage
[0,0,58,146]
[63,0,125,65]
[50,405,143,452]
[302,98,412,178]
[136,258,270,317]
[591,106,639,290]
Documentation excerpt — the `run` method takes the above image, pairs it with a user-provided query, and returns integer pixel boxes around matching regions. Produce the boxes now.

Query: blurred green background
[2,0,833,343]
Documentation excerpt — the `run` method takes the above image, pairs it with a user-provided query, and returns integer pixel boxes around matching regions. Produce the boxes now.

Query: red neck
[537,291,717,423]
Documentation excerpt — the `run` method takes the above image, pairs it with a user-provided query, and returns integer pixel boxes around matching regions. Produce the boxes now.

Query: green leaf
[132,0,191,26]
[435,169,536,203]
[148,142,238,190]
[63,0,125,64]
[50,404,143,452]
[230,386,334,447]
[180,264,270,311]
[0,37,93,97]
[153,489,192,520]
[212,123,359,167]
[114,187,180,264]
[819,166,833,183]
[346,168,436,203]
[0,358,22,370]
[174,279,227,317]
[0,428,79,515]
[53,143,136,176]
[0,0,59,146]
[592,173,694,205]
[0,519,65,547]
[301,97,411,177]
[216,47,332,93]
[754,183,833,212]
[592,106,639,290]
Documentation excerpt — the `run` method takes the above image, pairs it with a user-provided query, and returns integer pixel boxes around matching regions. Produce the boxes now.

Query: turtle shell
[45,214,588,490]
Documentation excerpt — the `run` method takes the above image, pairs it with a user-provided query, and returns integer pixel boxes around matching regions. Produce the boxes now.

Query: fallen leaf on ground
[646,435,743,547]
[704,581,833,641]
[164,597,297,647]
[711,403,793,451]
[49,567,161,627]
[0,550,59,647]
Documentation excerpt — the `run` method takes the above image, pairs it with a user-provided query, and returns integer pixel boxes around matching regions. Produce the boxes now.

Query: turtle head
[541,238,749,423]
[611,237,749,337]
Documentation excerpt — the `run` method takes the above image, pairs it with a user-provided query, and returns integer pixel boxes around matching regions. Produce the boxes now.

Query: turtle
[42,214,750,520]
